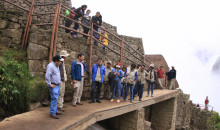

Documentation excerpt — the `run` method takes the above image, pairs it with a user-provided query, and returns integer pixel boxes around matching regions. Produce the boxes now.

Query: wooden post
[21,0,34,50]
[120,40,124,67]
[53,4,61,56]
[49,4,59,62]
[89,22,93,73]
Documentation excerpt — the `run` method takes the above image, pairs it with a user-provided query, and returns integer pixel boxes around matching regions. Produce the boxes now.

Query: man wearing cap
[71,53,87,107]
[167,66,176,90]
[111,62,123,103]
[57,50,69,111]
[89,58,106,103]
[146,64,157,97]
[156,66,165,90]
[101,61,113,100]
[45,55,62,119]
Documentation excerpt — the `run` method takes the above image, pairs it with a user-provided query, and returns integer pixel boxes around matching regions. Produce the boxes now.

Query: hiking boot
[89,101,95,104]
[76,102,83,105]
[96,100,101,103]
[116,99,120,103]
[151,95,154,97]
[56,112,62,115]
[51,115,59,119]
[58,108,65,112]
[110,99,114,102]
[139,99,142,101]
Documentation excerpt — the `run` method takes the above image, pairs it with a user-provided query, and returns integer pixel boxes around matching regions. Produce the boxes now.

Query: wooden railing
[2,1,157,71]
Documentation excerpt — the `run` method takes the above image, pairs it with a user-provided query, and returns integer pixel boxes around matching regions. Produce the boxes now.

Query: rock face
[175,90,211,130]
[212,56,220,75]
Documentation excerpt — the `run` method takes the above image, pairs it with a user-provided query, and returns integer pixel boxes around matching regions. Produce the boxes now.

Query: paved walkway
[0,89,179,130]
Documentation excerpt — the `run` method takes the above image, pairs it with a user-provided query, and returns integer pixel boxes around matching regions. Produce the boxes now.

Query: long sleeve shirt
[45,61,61,87]
[111,68,123,81]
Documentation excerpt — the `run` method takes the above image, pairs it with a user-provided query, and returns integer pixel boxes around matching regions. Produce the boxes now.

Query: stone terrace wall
[0,3,27,49]
[175,90,211,130]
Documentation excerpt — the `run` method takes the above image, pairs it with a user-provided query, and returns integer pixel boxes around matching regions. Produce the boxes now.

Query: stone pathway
[0,89,179,130]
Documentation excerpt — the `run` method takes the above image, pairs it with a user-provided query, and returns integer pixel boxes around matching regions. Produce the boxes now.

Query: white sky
[72,0,220,112]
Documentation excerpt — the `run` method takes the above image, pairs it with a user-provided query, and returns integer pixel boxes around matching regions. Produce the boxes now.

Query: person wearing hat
[101,61,113,100]
[133,64,148,101]
[146,64,157,97]
[57,50,69,111]
[45,55,62,119]
[167,66,176,90]
[110,62,123,103]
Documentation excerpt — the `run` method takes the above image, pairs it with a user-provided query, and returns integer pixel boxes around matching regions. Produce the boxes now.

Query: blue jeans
[73,17,79,35]
[93,27,99,44]
[123,84,134,101]
[121,83,126,97]
[133,82,144,100]
[148,81,155,95]
[48,85,60,115]
[91,81,102,101]
[111,80,121,100]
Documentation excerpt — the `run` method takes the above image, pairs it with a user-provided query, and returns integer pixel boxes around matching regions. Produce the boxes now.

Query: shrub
[208,111,220,130]
[0,60,31,115]
[0,46,48,118]
[29,77,49,103]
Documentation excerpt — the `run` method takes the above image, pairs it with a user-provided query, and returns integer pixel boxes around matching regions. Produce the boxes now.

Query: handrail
[3,1,158,70]
[3,0,29,12]
[59,4,156,67]
[59,25,90,37]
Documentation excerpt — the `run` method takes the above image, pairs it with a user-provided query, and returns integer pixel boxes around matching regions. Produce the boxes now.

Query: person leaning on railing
[100,30,108,51]
[92,12,102,45]
[72,5,87,37]
[81,10,91,39]
[64,7,75,34]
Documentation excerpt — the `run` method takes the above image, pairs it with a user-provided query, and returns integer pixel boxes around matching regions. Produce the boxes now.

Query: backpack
[108,72,114,80]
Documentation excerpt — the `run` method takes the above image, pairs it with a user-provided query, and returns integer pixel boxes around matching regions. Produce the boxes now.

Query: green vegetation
[0,46,48,118]
[208,111,220,130]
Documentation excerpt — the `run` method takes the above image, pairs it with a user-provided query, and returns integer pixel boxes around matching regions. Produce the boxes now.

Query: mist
[71,0,220,112]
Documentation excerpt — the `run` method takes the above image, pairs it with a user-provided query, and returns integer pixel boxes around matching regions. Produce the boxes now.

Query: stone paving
[0,89,179,130]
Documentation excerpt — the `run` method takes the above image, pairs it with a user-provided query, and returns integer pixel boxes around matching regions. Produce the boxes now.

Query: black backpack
[108,72,114,80]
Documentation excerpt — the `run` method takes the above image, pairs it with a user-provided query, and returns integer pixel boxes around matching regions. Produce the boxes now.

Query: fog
[71,0,220,112]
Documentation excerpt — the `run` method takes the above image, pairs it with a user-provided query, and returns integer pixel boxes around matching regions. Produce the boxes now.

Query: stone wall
[0,2,27,49]
[150,97,177,130]
[100,108,146,130]
[175,90,211,130]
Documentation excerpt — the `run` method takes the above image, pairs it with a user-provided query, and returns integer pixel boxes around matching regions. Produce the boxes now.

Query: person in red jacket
[205,96,209,111]
[156,66,165,89]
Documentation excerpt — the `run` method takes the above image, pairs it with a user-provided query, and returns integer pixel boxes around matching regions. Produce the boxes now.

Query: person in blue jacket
[111,62,123,103]
[89,58,106,103]
[70,53,87,107]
